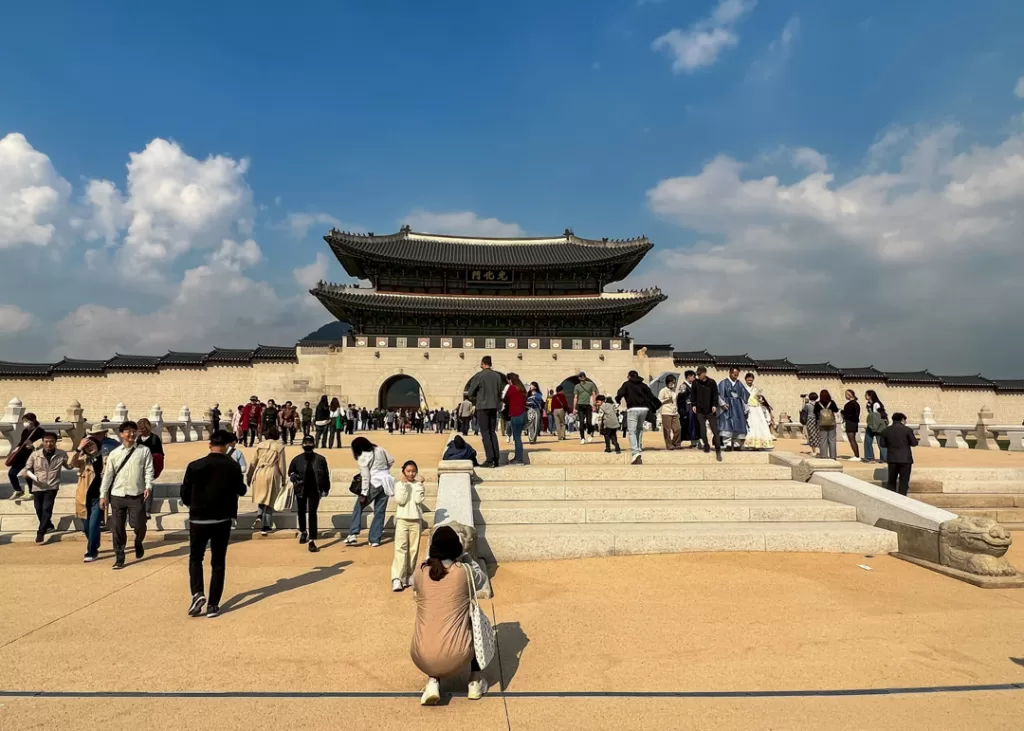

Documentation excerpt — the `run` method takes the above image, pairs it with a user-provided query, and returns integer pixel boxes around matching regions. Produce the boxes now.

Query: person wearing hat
[287,435,331,552]
[239,396,263,448]
[7,413,44,500]
[70,425,113,561]
[572,372,599,445]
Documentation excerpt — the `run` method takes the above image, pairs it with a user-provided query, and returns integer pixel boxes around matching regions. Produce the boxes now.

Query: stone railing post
[917,407,939,447]
[1008,431,1024,453]
[149,404,165,442]
[225,408,235,434]
[179,406,193,442]
[66,400,86,447]
[113,401,129,424]
[943,428,968,449]
[1,397,26,458]
[974,406,1001,451]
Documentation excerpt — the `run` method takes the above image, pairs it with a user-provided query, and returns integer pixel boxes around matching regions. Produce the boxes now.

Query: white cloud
[75,139,255,279]
[748,15,800,81]
[403,210,525,237]
[293,252,331,289]
[0,133,72,249]
[1015,76,1024,99]
[791,147,827,173]
[210,238,262,271]
[285,211,342,239]
[639,121,1024,371]
[0,304,34,335]
[651,0,756,73]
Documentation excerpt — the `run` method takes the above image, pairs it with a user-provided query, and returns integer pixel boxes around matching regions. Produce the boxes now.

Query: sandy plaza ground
[1,431,1023,730]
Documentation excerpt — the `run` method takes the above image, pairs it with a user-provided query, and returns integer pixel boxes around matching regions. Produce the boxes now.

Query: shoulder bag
[463,563,496,669]
[867,410,887,434]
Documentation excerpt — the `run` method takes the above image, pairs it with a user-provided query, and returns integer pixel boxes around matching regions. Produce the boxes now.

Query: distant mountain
[300,321,352,342]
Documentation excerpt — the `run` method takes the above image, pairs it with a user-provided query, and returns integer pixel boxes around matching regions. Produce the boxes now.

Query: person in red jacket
[239,397,263,448]
[502,373,528,465]
[550,386,570,440]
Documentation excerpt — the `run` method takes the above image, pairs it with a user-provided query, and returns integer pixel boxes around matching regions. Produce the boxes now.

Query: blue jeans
[627,408,649,455]
[864,430,888,462]
[83,496,103,557]
[349,489,389,544]
[509,414,526,463]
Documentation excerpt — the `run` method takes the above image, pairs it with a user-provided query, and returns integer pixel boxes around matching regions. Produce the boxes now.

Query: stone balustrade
[773,405,1024,452]
[1,397,221,452]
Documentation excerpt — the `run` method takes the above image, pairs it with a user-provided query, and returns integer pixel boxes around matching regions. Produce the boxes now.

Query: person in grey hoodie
[465,356,507,468]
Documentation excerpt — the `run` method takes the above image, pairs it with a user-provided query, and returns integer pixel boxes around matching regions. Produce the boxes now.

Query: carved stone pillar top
[3,397,25,423]
[178,405,192,422]
[920,406,935,425]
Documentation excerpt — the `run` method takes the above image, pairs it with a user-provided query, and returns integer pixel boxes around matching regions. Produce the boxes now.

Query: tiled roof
[938,374,995,389]
[160,351,209,366]
[794,362,843,376]
[839,366,886,381]
[712,354,756,368]
[325,227,653,280]
[672,350,715,364]
[50,358,108,373]
[754,358,797,372]
[884,370,941,385]
[994,380,1024,393]
[207,348,256,363]
[106,354,162,370]
[252,345,298,361]
[0,361,52,377]
[312,285,667,316]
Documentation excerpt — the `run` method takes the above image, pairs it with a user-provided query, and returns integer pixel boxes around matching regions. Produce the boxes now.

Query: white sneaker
[392,578,403,592]
[467,677,488,700]
[849,457,862,462]
[580,437,586,445]
[344,535,358,546]
[420,678,441,706]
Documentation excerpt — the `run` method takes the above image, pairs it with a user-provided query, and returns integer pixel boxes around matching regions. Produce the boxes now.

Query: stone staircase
[0,468,438,543]
[472,450,896,561]
[844,465,1024,530]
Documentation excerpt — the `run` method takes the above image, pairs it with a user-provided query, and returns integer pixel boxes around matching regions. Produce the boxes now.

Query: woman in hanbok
[248,426,289,535]
[742,374,774,450]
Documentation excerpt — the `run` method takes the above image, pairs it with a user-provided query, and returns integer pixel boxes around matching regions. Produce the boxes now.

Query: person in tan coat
[248,426,288,535]
[410,525,489,705]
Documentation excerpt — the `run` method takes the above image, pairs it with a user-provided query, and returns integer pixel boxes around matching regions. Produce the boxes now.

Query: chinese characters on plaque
[467,269,512,283]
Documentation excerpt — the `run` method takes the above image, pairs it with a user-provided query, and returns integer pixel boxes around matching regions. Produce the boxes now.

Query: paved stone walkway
[1,536,1022,729]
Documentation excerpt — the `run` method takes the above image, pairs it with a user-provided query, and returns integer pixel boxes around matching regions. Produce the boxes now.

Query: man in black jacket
[878,413,918,495]
[180,429,247,618]
[615,370,663,464]
[690,366,723,461]
[288,436,331,553]
[466,356,507,468]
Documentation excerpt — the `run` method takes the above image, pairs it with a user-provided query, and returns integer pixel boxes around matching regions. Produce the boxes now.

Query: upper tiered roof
[325,226,653,281]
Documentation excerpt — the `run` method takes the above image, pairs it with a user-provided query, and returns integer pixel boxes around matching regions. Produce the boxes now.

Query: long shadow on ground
[219,561,352,613]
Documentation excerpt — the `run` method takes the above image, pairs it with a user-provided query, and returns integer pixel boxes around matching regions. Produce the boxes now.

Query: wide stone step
[940,481,1024,494]
[477,521,898,561]
[0,514,81,532]
[473,465,791,483]
[914,493,1023,509]
[955,507,1024,524]
[473,480,822,502]
[474,499,855,525]
[0,497,78,515]
[151,511,434,532]
[525,450,770,465]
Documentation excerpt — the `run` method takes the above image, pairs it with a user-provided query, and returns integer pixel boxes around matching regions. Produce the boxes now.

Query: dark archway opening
[379,375,423,410]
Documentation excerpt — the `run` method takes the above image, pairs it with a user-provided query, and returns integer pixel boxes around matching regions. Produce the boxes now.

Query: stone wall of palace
[644,356,1024,425]
[0,343,637,421]
[3,345,1022,425]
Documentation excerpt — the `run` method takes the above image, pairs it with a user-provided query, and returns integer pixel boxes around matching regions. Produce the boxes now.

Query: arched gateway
[379,375,424,410]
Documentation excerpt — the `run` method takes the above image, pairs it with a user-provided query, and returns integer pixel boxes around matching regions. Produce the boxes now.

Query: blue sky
[2,0,1024,374]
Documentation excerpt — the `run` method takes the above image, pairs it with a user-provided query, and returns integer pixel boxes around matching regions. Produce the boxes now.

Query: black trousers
[887,463,912,496]
[302,422,312,438]
[695,411,721,451]
[478,408,499,466]
[110,494,147,559]
[245,426,258,447]
[602,427,621,452]
[33,490,56,537]
[281,427,296,445]
[577,405,593,436]
[189,521,231,607]
[296,491,321,537]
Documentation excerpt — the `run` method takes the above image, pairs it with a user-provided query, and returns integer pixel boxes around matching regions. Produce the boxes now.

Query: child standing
[595,395,622,454]
[392,460,427,592]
